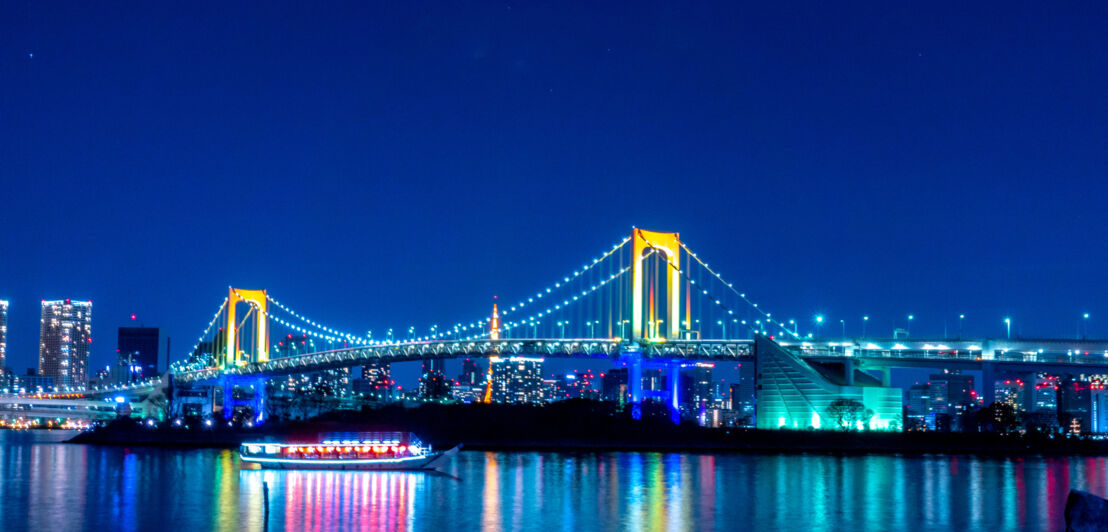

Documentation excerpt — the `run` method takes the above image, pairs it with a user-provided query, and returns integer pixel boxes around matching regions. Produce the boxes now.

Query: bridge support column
[221,375,268,424]
[628,354,643,420]
[879,367,891,387]
[666,361,682,425]
[844,359,855,386]
[981,363,997,406]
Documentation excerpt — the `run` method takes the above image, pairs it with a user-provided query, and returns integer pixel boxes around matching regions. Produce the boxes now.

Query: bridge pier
[221,375,267,424]
[627,354,643,420]
[623,351,682,424]
[666,361,681,425]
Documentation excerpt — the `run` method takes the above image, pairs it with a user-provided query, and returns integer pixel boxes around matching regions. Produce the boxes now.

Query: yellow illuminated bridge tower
[625,228,686,422]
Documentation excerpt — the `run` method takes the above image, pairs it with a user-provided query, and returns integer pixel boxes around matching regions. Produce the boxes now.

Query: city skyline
[2,3,1107,378]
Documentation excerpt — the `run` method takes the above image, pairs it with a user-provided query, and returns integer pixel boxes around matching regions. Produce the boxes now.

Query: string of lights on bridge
[680,241,801,339]
[169,297,228,371]
[499,256,640,334]
[633,235,801,340]
[498,235,631,320]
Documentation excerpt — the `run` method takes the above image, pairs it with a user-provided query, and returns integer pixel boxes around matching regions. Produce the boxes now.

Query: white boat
[239,432,460,471]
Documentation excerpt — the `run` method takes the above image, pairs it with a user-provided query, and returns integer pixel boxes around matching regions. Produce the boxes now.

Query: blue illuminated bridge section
[170,336,1108,384]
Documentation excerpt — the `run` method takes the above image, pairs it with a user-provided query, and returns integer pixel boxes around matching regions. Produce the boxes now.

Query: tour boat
[239,432,459,471]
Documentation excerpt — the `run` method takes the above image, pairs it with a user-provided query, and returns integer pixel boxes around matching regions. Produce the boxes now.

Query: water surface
[0,431,1102,531]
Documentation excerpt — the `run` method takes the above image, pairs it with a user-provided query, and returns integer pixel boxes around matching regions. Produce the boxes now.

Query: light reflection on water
[1,431,1107,531]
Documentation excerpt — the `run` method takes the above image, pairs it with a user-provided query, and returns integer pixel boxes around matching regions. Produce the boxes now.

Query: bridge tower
[625,229,685,423]
[630,228,681,341]
[224,287,269,368]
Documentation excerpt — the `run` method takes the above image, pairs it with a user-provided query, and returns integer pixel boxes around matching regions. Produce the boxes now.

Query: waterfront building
[450,383,485,404]
[928,370,976,415]
[994,378,1026,410]
[1031,376,1059,412]
[117,326,159,381]
[39,299,92,390]
[2,368,56,393]
[488,356,544,404]
[0,300,7,372]
[754,337,902,431]
[1091,382,1108,434]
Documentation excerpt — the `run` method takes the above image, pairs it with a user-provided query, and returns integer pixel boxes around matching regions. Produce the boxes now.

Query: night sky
[2,3,1106,386]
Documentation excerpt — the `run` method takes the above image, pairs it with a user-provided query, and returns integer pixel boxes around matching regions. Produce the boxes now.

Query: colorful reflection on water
[1,431,1108,531]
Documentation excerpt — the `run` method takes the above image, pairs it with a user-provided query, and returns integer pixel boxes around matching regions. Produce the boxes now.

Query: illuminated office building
[39,299,92,390]
[489,356,544,404]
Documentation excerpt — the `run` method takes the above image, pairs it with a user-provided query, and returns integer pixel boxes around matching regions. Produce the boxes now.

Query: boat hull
[241,445,460,471]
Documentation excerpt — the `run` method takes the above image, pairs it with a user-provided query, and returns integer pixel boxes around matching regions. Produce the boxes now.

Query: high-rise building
[730,363,756,417]
[117,326,159,381]
[419,359,450,400]
[39,299,92,390]
[681,362,714,421]
[928,370,976,415]
[994,378,1026,410]
[359,360,392,400]
[488,356,544,404]
[1031,376,1059,412]
[0,300,7,373]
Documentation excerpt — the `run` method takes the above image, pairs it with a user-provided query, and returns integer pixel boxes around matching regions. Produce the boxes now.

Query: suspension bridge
[17,228,1106,427]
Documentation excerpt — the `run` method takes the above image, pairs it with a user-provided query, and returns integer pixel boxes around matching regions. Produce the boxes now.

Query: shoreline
[65,401,1108,456]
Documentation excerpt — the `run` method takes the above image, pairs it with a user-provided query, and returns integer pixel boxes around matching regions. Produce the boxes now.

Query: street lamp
[789,319,797,336]
[958,315,964,338]
[815,315,824,338]
[862,316,869,338]
[1084,313,1090,339]
[717,320,726,339]
[1004,317,1011,340]
[840,319,846,338]
[907,315,914,337]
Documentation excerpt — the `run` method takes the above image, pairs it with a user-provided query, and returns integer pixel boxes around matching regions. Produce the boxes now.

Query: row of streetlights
[804,313,1092,340]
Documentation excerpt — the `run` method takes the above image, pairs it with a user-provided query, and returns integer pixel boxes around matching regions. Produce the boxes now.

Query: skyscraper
[117,326,159,381]
[489,356,544,404]
[39,299,92,390]
[419,359,449,400]
[360,360,392,400]
[0,300,8,373]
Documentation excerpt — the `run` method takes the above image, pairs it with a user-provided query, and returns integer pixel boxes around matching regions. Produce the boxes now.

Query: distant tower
[483,297,500,403]
[490,296,500,341]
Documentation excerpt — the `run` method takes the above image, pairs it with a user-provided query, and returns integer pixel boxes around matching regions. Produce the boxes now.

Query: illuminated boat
[239,432,459,471]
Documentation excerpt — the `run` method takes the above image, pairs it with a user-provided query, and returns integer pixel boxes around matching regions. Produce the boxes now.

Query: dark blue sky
[2,2,1106,380]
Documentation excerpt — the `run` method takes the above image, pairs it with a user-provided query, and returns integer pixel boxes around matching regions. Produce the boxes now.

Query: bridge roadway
[172,336,1108,384]
[0,397,120,420]
[172,338,755,383]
